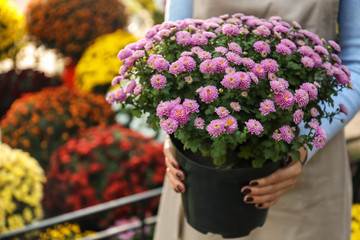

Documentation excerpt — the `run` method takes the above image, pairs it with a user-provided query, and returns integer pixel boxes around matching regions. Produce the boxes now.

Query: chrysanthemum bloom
[245,119,264,135]
[228,42,242,54]
[294,89,309,107]
[199,59,216,74]
[106,92,116,104]
[261,59,279,72]
[203,31,217,39]
[273,25,290,34]
[215,106,230,118]
[213,57,230,73]
[161,118,178,134]
[124,80,136,94]
[237,72,251,90]
[183,99,200,113]
[315,126,327,140]
[275,43,291,55]
[301,82,318,100]
[226,52,242,65]
[256,25,271,37]
[308,119,320,129]
[215,46,228,55]
[158,29,171,38]
[253,41,271,54]
[280,39,296,50]
[248,72,259,84]
[111,76,123,86]
[273,132,282,141]
[179,56,196,72]
[331,54,342,65]
[176,31,191,45]
[191,33,208,45]
[170,104,190,126]
[310,107,319,117]
[313,136,326,148]
[301,56,315,68]
[153,58,170,72]
[279,125,295,144]
[311,53,323,67]
[184,76,193,84]
[268,72,277,81]
[222,24,240,36]
[259,99,276,115]
[339,104,348,115]
[297,46,315,56]
[156,101,174,118]
[329,40,341,52]
[124,56,136,67]
[199,85,219,103]
[221,73,240,89]
[314,45,329,56]
[191,46,203,54]
[194,117,205,129]
[145,28,157,39]
[251,64,267,78]
[322,62,335,76]
[225,67,236,74]
[114,88,126,102]
[274,90,295,109]
[293,109,304,124]
[241,91,248,97]
[133,84,142,95]
[198,51,212,60]
[151,74,167,89]
[223,115,238,134]
[132,50,145,59]
[230,102,241,111]
[169,61,185,75]
[118,48,133,60]
[206,119,226,137]
[334,67,351,86]
[270,80,286,94]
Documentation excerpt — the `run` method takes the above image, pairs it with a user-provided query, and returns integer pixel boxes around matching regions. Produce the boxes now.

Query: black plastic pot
[171,136,280,238]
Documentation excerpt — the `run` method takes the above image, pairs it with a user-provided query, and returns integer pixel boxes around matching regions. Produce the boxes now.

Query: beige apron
[153,0,352,239]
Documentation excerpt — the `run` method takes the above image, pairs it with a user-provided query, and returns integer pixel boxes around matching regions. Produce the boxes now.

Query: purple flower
[248,72,259,84]
[124,80,136,94]
[191,46,203,54]
[176,31,191,45]
[184,76,193,84]
[106,92,116,104]
[161,118,178,134]
[241,58,256,68]
[259,99,276,115]
[225,67,236,74]
[275,43,291,55]
[301,83,318,100]
[322,62,334,76]
[215,47,228,55]
[279,125,295,144]
[313,136,326,148]
[294,89,309,107]
[245,119,264,135]
[301,56,315,68]
[315,126,327,140]
[230,102,241,111]
[222,24,240,36]
[256,25,271,37]
[273,132,282,141]
[226,52,242,65]
[198,51,212,60]
[132,50,145,59]
[151,74,167,89]
[114,88,127,102]
[221,73,240,89]
[314,45,329,56]
[156,101,174,118]
[339,104,348,115]
[133,84,142,95]
[293,109,304,124]
[273,25,290,34]
[203,31,217,39]
[206,119,226,137]
[111,76,123,86]
[179,56,196,72]
[153,58,170,72]
[194,117,205,129]
[170,104,190,126]
[237,72,251,90]
[169,61,185,75]
[183,99,200,113]
[253,41,271,54]
[268,72,277,81]
[311,53,323,67]
[328,40,341,52]
[261,59,279,72]
[215,107,230,118]
[191,33,208,45]
[198,85,219,103]
[250,64,266,78]
[118,48,133,60]
[158,29,171,38]
[145,28,157,39]
[310,107,319,117]
[213,57,230,73]
[280,39,297,51]
[331,54,342,65]
[199,59,216,74]
[228,42,242,54]
[223,115,238,134]
[270,80,287,94]
[124,56,136,67]
[308,119,319,129]
[274,90,295,109]
[297,46,315,56]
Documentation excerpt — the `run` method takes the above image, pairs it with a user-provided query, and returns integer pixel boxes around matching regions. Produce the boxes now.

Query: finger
[166,167,185,193]
[255,199,279,209]
[163,135,179,169]
[249,161,301,186]
[241,176,297,196]
[244,189,286,204]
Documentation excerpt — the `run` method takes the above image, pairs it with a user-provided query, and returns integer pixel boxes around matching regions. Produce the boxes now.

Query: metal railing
[0,187,163,240]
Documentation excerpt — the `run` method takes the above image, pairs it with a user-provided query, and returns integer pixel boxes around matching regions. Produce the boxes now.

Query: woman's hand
[163,135,186,193]
[241,147,307,209]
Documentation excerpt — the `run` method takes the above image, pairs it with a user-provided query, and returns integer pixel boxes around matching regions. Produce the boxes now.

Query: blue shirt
[165,0,360,161]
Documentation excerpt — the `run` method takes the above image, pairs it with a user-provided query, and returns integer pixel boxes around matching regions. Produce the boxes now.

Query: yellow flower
[75,30,137,93]
[7,214,25,231]
[23,207,33,223]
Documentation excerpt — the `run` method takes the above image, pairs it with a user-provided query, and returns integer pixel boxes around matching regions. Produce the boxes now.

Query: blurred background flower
[38,223,95,240]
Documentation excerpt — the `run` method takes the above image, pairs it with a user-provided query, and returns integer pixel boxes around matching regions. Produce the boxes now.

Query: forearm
[165,0,194,21]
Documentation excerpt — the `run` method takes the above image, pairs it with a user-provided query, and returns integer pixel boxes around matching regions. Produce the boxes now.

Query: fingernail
[174,188,180,193]
[250,181,258,186]
[281,156,293,167]
[241,188,251,194]
[171,162,178,168]
[256,203,263,208]
[176,185,183,192]
[245,197,254,202]
[176,172,182,179]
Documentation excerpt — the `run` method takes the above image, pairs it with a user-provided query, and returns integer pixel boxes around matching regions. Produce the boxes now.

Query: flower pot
[171,136,280,238]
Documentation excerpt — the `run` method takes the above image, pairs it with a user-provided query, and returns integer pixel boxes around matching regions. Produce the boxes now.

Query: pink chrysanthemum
[248,72,259,84]
[268,72,277,81]
[314,45,329,56]
[215,47,228,55]
[237,72,251,90]
[245,119,264,135]
[156,101,174,118]
[279,125,295,144]
[114,88,126,102]
[322,62,334,76]
[293,109,304,124]
[213,57,230,73]
[153,58,170,72]
[179,56,196,72]
[124,56,136,67]
[273,25,290,34]
[270,80,286,94]
[310,107,319,117]
[241,58,256,68]
[301,83,318,100]
[331,54,342,65]
[301,56,315,68]
[280,39,296,50]
[256,25,271,37]
[151,74,167,89]
[206,119,226,137]
[261,59,279,72]
[259,99,276,115]
[191,46,203,54]
[308,119,320,129]
[191,33,208,45]
[133,84,142,95]
[297,46,314,56]
[225,67,236,74]
[111,76,123,86]
[184,76,193,84]
[118,48,133,60]
[329,40,341,52]
[199,59,216,74]
[226,52,242,65]
[176,31,191,45]
[199,85,219,103]
[198,51,212,60]
[253,41,271,54]
[132,50,145,59]
[334,68,351,86]
[275,43,291,55]
[315,126,327,140]
[273,132,282,141]
[194,117,205,129]
[228,42,242,54]
[313,136,326,148]
[223,115,238,134]
[124,80,136,94]
[230,102,241,112]
[215,107,230,118]
[169,61,185,75]
[274,90,295,109]
[183,99,200,113]
[161,118,178,134]
[181,51,193,57]
[222,24,240,36]
[311,53,323,67]
[221,73,240,89]
[251,64,267,78]
[294,89,309,107]
[170,104,190,126]
[339,104,348,115]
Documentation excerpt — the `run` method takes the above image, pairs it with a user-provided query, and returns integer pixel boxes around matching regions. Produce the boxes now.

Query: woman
[154,0,360,239]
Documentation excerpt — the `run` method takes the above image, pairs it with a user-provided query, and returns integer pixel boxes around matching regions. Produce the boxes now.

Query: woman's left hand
[241,147,307,209]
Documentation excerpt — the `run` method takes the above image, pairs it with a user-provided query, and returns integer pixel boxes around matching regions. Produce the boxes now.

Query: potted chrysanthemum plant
[107,13,351,237]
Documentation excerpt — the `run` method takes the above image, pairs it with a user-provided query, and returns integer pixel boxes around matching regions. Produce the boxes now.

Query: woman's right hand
[163,134,186,193]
